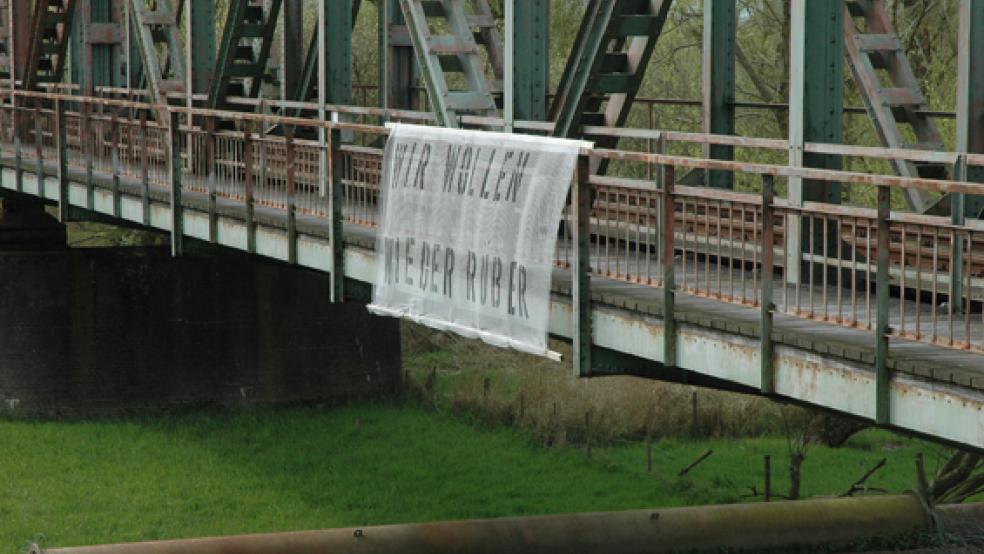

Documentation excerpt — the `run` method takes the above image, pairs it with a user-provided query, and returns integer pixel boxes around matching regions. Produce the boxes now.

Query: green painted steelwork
[956,0,984,218]
[875,184,890,424]
[398,0,501,127]
[549,0,672,158]
[127,0,186,109]
[190,1,215,94]
[330,127,345,302]
[280,1,303,101]
[323,0,353,108]
[802,1,842,205]
[702,0,734,189]
[793,1,842,274]
[379,0,416,111]
[573,154,592,377]
[71,0,120,93]
[512,0,549,121]
[169,110,182,256]
[208,0,281,110]
[760,175,775,394]
[24,1,78,90]
[844,0,949,215]
[55,98,69,222]
[662,165,677,368]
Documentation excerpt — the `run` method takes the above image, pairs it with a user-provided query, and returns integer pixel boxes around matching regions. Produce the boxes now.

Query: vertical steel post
[875,185,891,424]
[702,0,735,189]
[952,0,984,307]
[760,174,775,393]
[110,108,121,217]
[786,0,806,286]
[169,109,183,257]
[512,0,549,122]
[82,102,94,207]
[572,153,592,377]
[787,1,843,282]
[662,164,677,368]
[244,123,256,255]
[504,0,514,132]
[285,128,297,264]
[322,0,353,106]
[125,4,143,89]
[190,1,215,94]
[34,103,43,189]
[956,0,984,216]
[72,0,124,93]
[951,155,966,318]
[13,94,22,192]
[206,116,217,242]
[55,98,69,223]
[380,0,415,111]
[281,0,304,102]
[139,110,150,224]
[329,126,345,302]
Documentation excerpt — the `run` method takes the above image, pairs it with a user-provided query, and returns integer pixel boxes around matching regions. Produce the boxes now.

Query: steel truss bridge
[2,0,984,450]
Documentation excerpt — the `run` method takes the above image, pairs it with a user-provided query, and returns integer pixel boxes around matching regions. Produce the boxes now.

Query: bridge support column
[0,191,66,251]
[0,245,401,418]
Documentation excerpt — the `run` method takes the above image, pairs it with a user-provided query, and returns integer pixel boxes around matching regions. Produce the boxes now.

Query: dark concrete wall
[0,246,401,417]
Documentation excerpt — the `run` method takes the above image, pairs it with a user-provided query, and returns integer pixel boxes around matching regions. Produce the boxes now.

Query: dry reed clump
[401,322,799,445]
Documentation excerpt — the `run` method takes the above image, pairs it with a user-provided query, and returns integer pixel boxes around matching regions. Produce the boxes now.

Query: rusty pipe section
[32,495,941,554]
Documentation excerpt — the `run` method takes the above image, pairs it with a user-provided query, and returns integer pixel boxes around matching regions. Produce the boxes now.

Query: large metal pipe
[32,494,947,554]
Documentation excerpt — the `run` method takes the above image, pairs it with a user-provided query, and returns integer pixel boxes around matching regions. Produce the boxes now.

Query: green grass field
[1,400,944,552]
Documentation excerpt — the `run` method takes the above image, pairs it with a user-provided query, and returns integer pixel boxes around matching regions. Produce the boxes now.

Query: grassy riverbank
[2,399,939,551]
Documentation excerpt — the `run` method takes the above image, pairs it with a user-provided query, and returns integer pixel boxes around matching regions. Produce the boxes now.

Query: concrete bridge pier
[0,190,67,250]
[0,200,401,417]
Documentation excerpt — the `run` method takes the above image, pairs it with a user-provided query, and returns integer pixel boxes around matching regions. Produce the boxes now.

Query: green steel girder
[23,0,79,90]
[208,0,281,110]
[127,0,186,107]
[71,0,125,93]
[952,0,984,218]
[380,0,417,110]
[398,0,502,127]
[549,0,673,155]
[189,1,215,94]
[513,0,550,121]
[702,0,735,189]
[802,0,842,206]
[291,0,361,106]
[789,1,843,270]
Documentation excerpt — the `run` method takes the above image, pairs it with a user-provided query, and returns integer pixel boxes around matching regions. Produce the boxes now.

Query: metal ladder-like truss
[843,0,955,215]
[290,0,362,109]
[128,0,186,107]
[208,0,282,111]
[398,0,503,127]
[23,0,77,90]
[549,0,672,154]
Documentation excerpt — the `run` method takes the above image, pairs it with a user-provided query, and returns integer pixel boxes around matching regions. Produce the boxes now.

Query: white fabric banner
[367,123,582,359]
